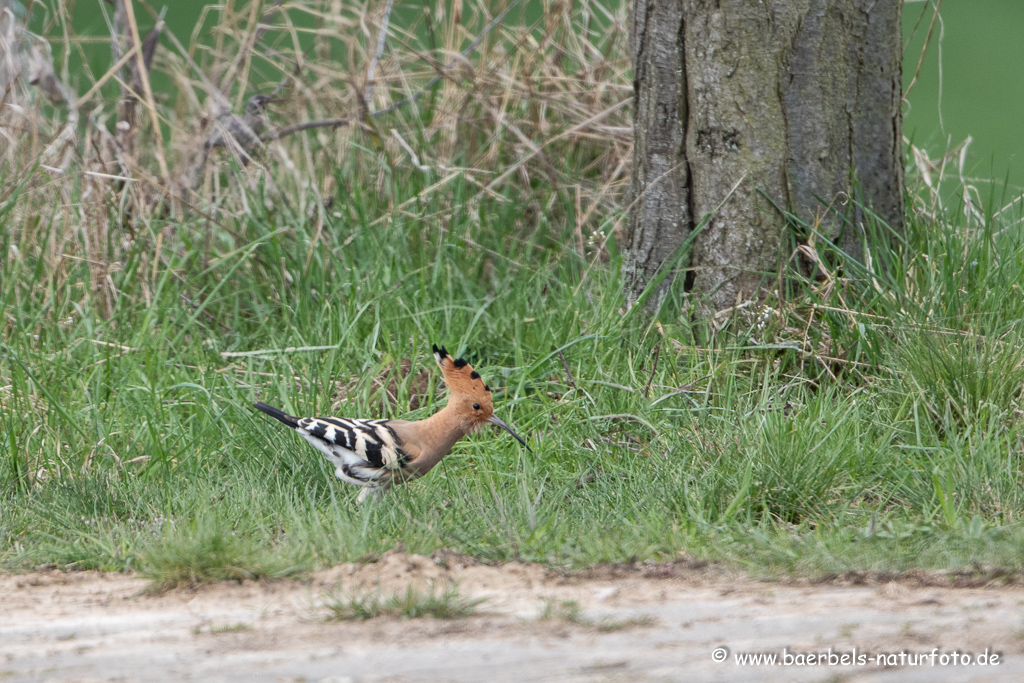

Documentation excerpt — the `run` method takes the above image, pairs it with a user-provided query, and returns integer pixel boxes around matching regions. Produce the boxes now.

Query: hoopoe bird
[254,345,530,502]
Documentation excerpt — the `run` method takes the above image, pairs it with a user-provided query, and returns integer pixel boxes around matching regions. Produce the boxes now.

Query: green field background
[27,0,1024,190]
[902,0,1024,190]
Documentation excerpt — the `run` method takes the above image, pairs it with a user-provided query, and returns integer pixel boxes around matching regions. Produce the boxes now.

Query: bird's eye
[473,403,480,410]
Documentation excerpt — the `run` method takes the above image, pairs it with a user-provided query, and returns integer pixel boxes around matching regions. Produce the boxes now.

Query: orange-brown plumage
[254,343,529,502]
[429,344,498,430]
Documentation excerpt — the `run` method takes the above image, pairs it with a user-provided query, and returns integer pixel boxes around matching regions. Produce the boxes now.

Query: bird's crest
[431,343,529,450]
[432,344,491,397]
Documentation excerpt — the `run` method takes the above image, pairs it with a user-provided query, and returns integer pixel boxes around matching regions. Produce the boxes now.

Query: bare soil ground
[2,553,1023,682]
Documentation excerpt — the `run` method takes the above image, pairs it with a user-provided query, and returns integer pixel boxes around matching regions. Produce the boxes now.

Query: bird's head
[432,343,530,450]
[245,94,278,116]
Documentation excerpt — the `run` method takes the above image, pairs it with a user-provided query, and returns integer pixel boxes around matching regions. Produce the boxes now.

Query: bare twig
[78,39,140,105]
[110,0,136,124]
[263,117,362,141]
[269,47,308,99]
[556,347,580,393]
[904,0,942,100]
[477,98,630,199]
[218,0,285,99]
[265,0,528,143]
[364,0,396,111]
[643,345,660,398]
[137,0,230,111]
[372,0,527,117]
[650,374,714,406]
[118,0,171,187]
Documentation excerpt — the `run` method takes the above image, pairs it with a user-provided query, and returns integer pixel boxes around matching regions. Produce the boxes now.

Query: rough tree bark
[623,0,904,312]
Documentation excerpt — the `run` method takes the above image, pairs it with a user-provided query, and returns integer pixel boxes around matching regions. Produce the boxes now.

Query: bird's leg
[357,484,387,504]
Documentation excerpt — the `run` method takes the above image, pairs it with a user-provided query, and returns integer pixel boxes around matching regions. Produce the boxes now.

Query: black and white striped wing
[295,417,408,485]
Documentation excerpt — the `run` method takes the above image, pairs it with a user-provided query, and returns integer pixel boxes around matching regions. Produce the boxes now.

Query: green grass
[902,0,1024,190]
[3,0,1024,587]
[3,169,1024,580]
[322,584,485,620]
[141,515,311,591]
[3,175,1024,581]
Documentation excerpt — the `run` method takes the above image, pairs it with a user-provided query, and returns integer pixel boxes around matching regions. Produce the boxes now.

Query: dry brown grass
[1,0,632,313]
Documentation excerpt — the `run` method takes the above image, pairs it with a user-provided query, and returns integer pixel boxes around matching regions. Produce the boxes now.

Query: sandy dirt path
[2,553,1023,682]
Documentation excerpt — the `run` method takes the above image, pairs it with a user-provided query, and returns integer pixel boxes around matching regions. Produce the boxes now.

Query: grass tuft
[141,517,309,592]
[322,584,485,621]
[896,329,1024,430]
[539,599,654,631]
[541,599,588,624]
[193,622,254,635]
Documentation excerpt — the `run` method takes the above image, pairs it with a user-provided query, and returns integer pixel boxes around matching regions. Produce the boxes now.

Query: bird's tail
[253,402,300,428]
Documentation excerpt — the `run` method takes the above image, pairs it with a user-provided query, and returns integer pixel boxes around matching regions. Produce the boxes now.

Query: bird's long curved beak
[487,415,531,452]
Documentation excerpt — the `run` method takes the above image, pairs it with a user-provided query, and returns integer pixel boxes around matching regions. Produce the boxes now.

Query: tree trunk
[624,0,904,312]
